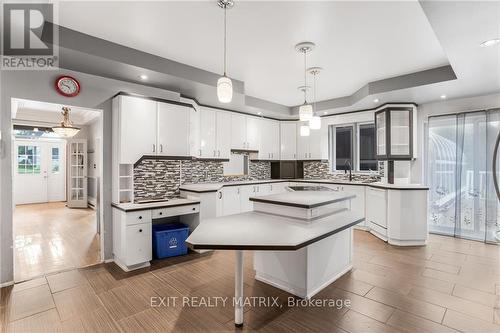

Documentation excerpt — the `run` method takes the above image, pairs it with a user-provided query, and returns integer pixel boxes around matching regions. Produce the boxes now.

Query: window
[334,126,353,171]
[17,145,41,174]
[358,124,377,171]
[330,123,378,172]
[52,147,60,174]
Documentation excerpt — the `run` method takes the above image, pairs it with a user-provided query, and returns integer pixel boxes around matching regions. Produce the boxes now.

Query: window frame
[329,122,378,173]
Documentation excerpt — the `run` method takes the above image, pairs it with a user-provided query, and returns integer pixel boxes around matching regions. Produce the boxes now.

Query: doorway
[11,98,104,282]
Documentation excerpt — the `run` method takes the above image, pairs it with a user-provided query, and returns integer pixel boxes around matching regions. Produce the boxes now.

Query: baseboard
[104,258,114,263]
[0,280,14,288]
[388,238,427,246]
[353,225,370,231]
[255,272,306,298]
[114,257,150,272]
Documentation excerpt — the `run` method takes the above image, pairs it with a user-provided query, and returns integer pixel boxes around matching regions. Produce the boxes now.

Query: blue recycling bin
[152,223,189,259]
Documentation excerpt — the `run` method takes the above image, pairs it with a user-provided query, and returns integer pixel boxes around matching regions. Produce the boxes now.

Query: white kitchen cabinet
[231,114,247,149]
[366,187,388,240]
[259,119,280,160]
[280,122,297,160]
[117,95,157,164]
[221,186,241,216]
[125,223,152,266]
[296,123,322,160]
[246,117,261,151]
[343,185,367,229]
[216,111,232,159]
[199,108,217,158]
[239,185,255,212]
[157,102,190,156]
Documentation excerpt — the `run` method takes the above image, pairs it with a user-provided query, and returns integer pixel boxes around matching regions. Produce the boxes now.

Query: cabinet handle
[139,229,143,233]
[237,188,240,194]
[218,192,222,199]
[199,149,202,156]
[294,153,296,158]
[159,212,163,216]
[152,144,156,153]
[218,150,220,157]
[160,144,163,153]
[138,216,142,220]
[192,207,196,211]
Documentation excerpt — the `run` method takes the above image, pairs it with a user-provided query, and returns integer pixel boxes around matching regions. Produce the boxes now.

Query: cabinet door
[343,185,366,220]
[231,114,247,150]
[199,108,217,158]
[246,117,261,151]
[258,119,271,159]
[366,187,387,228]
[309,127,322,159]
[280,122,297,160]
[269,120,280,159]
[119,96,157,164]
[389,109,411,156]
[221,186,241,216]
[375,111,387,157]
[157,102,189,156]
[125,223,152,266]
[239,185,255,212]
[216,111,232,159]
[296,123,309,160]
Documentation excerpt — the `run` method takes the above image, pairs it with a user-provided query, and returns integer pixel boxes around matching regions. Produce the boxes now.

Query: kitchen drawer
[125,210,152,226]
[152,204,199,219]
[125,223,152,266]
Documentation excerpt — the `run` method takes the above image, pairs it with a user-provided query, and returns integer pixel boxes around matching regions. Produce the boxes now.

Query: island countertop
[249,191,355,209]
[185,210,363,250]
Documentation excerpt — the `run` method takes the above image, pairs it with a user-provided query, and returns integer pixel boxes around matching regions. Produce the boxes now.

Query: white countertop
[112,198,200,212]
[185,210,364,250]
[249,191,355,209]
[179,179,428,192]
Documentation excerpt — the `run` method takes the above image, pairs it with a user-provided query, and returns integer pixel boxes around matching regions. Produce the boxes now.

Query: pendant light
[217,0,234,103]
[52,107,80,137]
[308,67,322,130]
[296,42,315,121]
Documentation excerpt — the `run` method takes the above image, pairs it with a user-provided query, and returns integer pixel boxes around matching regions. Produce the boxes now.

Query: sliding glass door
[427,109,500,243]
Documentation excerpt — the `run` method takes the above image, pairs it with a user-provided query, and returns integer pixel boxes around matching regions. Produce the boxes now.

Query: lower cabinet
[221,186,241,216]
[125,223,152,266]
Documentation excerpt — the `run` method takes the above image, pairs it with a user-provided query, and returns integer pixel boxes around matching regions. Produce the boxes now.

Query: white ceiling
[12,99,101,125]
[58,0,449,107]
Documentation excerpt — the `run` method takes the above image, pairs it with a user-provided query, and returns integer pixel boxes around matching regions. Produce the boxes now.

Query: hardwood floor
[13,202,100,282]
[2,230,500,332]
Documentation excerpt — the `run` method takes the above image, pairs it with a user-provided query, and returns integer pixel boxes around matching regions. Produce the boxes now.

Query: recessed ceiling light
[373,98,379,103]
[323,111,327,115]
[139,74,148,80]
[480,39,500,47]
[440,94,447,99]
[257,112,262,115]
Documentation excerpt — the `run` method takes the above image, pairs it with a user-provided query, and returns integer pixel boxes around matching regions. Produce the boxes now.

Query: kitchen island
[186,190,363,327]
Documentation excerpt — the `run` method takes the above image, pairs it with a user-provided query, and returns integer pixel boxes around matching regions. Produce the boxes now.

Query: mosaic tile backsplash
[134,158,271,200]
[303,161,383,182]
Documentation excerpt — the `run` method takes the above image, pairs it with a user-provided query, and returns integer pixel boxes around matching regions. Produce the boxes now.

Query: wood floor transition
[1,230,500,332]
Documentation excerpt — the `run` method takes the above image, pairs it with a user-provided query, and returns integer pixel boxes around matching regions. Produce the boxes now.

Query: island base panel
[253,228,353,299]
[235,250,244,327]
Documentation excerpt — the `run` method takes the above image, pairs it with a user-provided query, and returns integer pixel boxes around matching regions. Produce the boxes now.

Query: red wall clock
[55,76,81,97]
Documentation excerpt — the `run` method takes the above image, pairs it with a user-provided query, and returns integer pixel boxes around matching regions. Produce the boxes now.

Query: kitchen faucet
[344,160,352,181]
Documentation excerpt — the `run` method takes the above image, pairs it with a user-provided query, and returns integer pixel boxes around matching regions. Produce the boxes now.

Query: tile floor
[1,230,500,333]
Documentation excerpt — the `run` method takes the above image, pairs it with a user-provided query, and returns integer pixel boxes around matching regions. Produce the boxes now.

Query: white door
[199,108,216,158]
[246,117,261,151]
[118,95,157,163]
[14,140,66,205]
[280,122,297,160]
[47,142,66,202]
[67,140,88,208]
[231,114,246,149]
[157,102,190,156]
[216,111,232,159]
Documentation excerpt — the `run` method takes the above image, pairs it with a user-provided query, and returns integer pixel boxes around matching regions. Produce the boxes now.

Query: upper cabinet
[259,119,280,160]
[194,107,232,159]
[375,107,415,160]
[296,123,323,160]
[280,122,297,160]
[230,114,262,151]
[113,95,191,164]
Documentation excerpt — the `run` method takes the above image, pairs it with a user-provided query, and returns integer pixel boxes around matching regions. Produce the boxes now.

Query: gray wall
[0,69,179,284]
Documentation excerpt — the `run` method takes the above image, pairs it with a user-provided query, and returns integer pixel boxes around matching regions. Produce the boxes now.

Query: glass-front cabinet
[375,107,414,160]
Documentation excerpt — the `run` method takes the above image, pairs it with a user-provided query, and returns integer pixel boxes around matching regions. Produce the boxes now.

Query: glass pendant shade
[299,103,313,121]
[52,126,80,138]
[217,76,233,103]
[300,125,310,137]
[309,115,321,130]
